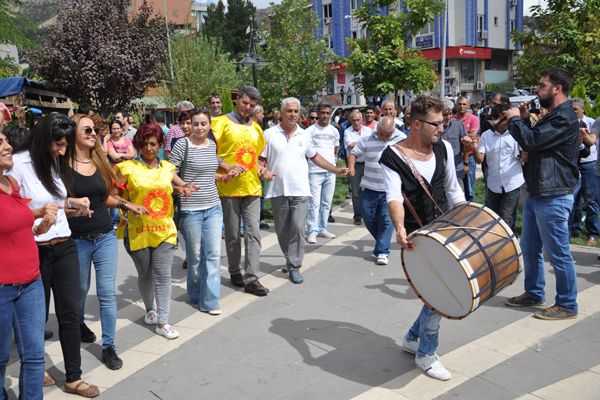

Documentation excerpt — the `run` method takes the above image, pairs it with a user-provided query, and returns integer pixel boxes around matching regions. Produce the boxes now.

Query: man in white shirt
[260,98,347,284]
[381,95,464,381]
[570,98,598,245]
[344,110,372,225]
[305,101,339,243]
[472,104,525,231]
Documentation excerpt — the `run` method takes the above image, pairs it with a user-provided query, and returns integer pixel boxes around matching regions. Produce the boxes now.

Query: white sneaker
[200,308,222,316]
[307,233,317,244]
[415,354,452,381]
[402,337,418,354]
[376,254,389,265]
[144,309,158,325]
[317,230,336,239]
[155,324,180,340]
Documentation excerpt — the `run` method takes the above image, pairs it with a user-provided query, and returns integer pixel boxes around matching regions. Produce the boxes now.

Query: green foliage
[513,0,600,100]
[219,88,234,114]
[0,0,35,48]
[202,0,255,58]
[257,0,337,111]
[345,0,444,96]
[0,56,18,78]
[160,33,241,109]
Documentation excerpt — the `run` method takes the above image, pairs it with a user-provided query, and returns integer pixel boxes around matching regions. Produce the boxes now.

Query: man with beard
[503,68,579,320]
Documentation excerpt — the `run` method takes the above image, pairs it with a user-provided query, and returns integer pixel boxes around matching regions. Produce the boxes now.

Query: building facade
[313,0,524,104]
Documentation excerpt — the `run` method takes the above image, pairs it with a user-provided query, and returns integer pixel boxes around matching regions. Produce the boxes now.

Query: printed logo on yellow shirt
[143,188,170,220]
[235,144,258,171]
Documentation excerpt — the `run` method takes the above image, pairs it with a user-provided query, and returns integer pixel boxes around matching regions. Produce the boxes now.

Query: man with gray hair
[569,97,598,244]
[441,98,470,189]
[348,116,405,265]
[164,100,195,158]
[344,110,372,225]
[260,97,348,284]
[212,85,271,296]
[208,93,222,117]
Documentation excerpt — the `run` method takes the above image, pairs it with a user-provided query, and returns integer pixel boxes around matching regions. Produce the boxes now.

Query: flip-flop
[43,372,55,387]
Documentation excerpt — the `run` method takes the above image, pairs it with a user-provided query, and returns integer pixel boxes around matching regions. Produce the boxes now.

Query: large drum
[401,202,523,319]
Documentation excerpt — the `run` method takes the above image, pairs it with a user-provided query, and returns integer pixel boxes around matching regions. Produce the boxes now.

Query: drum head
[402,233,476,318]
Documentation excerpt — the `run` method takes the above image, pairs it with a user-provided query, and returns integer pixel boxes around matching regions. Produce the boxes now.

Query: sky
[250,0,548,15]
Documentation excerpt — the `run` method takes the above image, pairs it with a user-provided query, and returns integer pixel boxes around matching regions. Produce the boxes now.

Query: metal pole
[439,0,448,97]
[163,0,175,82]
[252,64,257,88]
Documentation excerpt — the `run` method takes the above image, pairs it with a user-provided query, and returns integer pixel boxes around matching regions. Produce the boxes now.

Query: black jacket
[507,100,579,197]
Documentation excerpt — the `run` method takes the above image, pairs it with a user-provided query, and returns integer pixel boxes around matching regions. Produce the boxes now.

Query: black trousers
[38,239,82,383]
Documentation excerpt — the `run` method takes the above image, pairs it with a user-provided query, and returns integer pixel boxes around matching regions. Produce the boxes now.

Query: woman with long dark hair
[10,113,100,398]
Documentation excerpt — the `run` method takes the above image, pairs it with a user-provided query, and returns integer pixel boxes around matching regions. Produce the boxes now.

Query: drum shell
[401,202,523,319]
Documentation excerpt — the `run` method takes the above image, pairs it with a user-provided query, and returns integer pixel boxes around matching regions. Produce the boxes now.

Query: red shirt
[0,178,39,284]
[363,120,377,130]
[453,112,480,133]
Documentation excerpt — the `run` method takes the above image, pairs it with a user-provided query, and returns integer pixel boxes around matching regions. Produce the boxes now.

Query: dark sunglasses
[81,127,98,135]
[309,116,319,120]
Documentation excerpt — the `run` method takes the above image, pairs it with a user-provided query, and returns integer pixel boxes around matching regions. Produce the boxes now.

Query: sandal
[64,380,100,398]
[44,371,55,387]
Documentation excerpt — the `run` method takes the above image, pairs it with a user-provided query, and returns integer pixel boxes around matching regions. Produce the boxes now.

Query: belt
[0,276,40,288]
[36,237,70,246]
[72,232,105,241]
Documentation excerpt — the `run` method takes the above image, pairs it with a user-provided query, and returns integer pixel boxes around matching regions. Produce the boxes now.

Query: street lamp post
[239,15,266,88]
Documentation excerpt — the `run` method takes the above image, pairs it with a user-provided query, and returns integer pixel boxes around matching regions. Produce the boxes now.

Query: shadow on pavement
[269,317,415,387]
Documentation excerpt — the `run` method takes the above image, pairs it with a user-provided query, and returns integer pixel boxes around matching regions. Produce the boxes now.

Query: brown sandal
[64,380,100,398]
[43,371,55,387]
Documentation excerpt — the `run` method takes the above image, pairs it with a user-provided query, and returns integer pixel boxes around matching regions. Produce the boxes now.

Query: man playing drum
[380,95,468,381]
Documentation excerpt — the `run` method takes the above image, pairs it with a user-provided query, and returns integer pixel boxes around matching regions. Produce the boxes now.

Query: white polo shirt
[478,129,524,193]
[261,123,317,198]
[344,125,371,162]
[7,151,72,241]
[305,123,339,173]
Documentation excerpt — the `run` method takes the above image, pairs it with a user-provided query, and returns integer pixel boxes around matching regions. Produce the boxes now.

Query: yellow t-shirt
[115,160,177,251]
[212,114,265,197]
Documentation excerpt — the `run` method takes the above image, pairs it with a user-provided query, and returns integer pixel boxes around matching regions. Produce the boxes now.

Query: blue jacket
[507,100,579,197]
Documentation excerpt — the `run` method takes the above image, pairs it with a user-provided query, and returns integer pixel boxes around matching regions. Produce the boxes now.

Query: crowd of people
[0,67,596,398]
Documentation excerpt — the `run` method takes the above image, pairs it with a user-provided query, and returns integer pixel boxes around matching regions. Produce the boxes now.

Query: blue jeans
[360,189,394,256]
[462,155,476,202]
[75,231,118,349]
[406,305,442,357]
[521,194,578,312]
[180,206,223,311]
[307,172,336,235]
[0,278,45,400]
[569,162,599,237]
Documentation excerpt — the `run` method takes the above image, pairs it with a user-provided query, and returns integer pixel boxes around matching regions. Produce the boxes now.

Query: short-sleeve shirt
[305,123,339,173]
[115,160,177,251]
[344,125,372,162]
[351,131,404,192]
[453,112,480,133]
[478,129,524,193]
[261,124,316,198]
[211,113,265,197]
[106,137,133,164]
[441,119,467,178]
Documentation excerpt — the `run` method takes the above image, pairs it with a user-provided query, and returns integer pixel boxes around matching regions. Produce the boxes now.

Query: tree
[345,0,445,97]
[160,33,241,109]
[512,0,600,100]
[30,0,167,114]
[203,0,255,58]
[0,0,36,77]
[257,0,337,111]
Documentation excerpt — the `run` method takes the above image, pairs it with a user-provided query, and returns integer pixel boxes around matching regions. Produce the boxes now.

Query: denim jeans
[462,155,476,202]
[521,194,578,312]
[359,189,394,256]
[0,278,45,400]
[406,305,442,357]
[569,161,599,237]
[180,206,223,311]
[75,231,118,349]
[307,172,336,235]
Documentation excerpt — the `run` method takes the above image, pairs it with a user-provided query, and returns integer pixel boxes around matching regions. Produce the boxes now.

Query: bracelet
[463,162,469,166]
[118,200,128,211]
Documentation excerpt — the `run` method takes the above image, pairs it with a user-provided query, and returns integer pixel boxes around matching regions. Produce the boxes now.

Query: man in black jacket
[503,68,579,320]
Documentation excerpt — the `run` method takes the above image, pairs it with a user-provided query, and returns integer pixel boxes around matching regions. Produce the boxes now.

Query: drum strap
[394,144,445,216]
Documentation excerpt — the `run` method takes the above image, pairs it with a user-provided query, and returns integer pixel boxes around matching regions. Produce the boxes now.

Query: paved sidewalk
[4,203,600,399]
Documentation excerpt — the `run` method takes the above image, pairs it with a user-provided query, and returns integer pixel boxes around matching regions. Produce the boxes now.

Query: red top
[0,177,40,284]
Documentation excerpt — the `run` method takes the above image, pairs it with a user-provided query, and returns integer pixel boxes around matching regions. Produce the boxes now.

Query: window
[418,21,434,35]
[326,35,333,49]
[494,17,498,26]
[510,19,515,32]
[350,0,363,11]
[461,59,475,84]
[323,4,332,19]
[478,14,485,32]
[351,31,357,40]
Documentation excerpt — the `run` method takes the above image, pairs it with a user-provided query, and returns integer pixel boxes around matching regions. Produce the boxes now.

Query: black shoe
[244,280,269,296]
[260,221,270,229]
[328,215,336,223]
[80,323,96,343]
[102,346,123,370]
[505,292,545,307]
[230,273,245,288]
[44,330,53,341]
[182,259,188,269]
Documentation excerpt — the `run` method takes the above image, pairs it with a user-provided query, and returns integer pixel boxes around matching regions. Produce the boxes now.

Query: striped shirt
[351,131,405,192]
[169,138,221,211]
